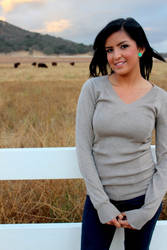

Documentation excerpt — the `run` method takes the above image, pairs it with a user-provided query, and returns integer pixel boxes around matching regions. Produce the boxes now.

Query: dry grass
[0,61,89,148]
[0,57,167,223]
[0,179,86,223]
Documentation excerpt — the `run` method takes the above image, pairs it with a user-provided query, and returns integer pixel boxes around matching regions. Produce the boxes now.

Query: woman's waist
[96,157,155,185]
[93,146,155,167]
[104,175,152,201]
[110,194,145,212]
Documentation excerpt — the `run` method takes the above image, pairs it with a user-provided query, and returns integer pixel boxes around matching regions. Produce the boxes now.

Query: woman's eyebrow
[105,40,128,48]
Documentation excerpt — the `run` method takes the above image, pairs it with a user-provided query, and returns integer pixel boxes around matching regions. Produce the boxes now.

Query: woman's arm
[125,93,167,230]
[76,79,120,224]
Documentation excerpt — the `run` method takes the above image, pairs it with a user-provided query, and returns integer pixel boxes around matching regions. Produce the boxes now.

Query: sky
[0,0,167,52]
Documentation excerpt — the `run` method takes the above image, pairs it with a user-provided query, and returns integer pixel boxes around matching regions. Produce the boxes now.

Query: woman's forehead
[105,30,133,47]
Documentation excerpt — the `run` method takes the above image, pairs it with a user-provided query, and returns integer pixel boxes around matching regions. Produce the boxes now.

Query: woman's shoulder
[154,84,167,100]
[82,75,108,89]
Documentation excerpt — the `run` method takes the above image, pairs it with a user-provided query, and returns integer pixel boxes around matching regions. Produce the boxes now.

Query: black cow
[52,62,58,66]
[70,61,75,66]
[14,62,20,68]
[38,63,48,68]
[32,62,37,66]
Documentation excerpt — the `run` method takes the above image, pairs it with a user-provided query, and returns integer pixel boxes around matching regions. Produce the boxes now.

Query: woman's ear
[139,47,145,55]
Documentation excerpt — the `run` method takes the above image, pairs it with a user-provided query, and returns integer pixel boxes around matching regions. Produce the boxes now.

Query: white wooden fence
[0,146,166,250]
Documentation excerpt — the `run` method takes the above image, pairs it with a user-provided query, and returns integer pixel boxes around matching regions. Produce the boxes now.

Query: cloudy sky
[0,0,167,52]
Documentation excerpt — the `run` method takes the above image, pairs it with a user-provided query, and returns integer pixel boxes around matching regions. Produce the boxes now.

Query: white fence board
[0,223,81,250]
[150,221,167,250]
[0,221,166,250]
[0,147,81,180]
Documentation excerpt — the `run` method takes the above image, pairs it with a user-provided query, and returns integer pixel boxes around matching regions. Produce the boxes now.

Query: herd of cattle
[14,61,75,68]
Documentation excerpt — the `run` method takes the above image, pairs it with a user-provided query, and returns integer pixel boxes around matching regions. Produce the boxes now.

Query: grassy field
[0,56,167,223]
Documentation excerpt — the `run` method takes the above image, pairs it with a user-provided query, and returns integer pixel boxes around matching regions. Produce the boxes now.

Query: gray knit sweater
[75,75,167,230]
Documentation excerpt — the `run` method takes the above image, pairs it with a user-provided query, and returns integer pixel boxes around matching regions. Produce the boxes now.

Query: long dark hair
[89,17,166,80]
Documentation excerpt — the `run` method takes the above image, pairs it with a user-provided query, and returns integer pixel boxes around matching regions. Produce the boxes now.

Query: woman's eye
[121,44,129,49]
[106,48,113,53]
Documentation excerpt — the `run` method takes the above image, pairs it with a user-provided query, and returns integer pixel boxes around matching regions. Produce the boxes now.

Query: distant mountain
[0,20,92,55]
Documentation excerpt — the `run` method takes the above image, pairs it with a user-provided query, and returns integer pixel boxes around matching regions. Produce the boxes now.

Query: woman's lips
[114,61,126,68]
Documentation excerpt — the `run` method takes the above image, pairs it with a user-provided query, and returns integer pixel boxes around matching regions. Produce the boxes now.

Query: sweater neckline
[105,75,157,106]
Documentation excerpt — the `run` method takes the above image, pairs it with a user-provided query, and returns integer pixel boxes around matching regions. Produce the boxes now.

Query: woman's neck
[110,70,146,88]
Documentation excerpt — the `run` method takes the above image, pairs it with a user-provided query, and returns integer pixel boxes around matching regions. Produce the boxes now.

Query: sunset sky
[0,0,167,52]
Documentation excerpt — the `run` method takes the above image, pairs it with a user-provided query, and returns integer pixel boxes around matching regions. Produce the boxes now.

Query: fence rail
[0,146,166,250]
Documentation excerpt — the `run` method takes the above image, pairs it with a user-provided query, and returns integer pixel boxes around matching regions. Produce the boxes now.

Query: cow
[38,63,48,68]
[52,62,58,66]
[32,62,37,66]
[70,61,75,66]
[14,62,20,68]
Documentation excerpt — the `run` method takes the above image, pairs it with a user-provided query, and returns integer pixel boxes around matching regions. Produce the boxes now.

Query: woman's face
[105,29,144,76]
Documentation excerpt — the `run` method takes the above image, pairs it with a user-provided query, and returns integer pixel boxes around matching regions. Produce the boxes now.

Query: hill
[0,20,92,55]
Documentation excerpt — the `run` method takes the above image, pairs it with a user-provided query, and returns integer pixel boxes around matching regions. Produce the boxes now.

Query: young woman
[75,17,167,250]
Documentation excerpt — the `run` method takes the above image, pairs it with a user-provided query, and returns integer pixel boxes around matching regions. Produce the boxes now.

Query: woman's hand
[117,212,136,230]
[106,213,125,228]
[106,217,122,228]
[106,213,136,230]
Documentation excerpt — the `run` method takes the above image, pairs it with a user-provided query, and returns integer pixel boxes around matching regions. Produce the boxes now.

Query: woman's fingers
[112,218,121,228]
[118,219,129,227]
[106,218,121,228]
[117,214,124,220]
[118,219,136,230]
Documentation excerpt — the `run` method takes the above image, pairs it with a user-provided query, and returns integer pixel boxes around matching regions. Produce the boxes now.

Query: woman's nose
[113,49,121,59]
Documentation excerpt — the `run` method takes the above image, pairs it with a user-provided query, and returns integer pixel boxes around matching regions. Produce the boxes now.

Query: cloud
[144,27,154,32]
[35,19,72,33]
[0,15,6,20]
[0,0,45,12]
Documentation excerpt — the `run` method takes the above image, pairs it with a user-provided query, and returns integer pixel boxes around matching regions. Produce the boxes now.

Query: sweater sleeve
[125,95,167,230]
[75,79,120,223]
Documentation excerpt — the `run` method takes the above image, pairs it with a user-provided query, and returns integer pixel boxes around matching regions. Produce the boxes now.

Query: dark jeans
[81,195,162,250]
